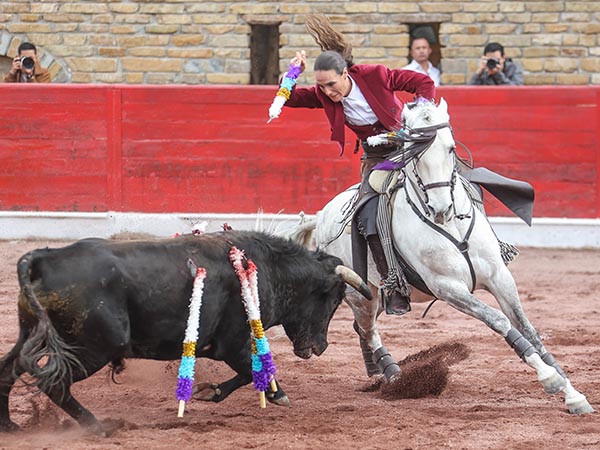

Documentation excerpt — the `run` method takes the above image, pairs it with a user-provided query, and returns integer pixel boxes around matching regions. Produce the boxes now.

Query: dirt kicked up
[0,240,599,450]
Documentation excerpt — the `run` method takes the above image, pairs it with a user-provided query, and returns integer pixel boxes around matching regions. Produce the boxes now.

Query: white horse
[291,98,593,414]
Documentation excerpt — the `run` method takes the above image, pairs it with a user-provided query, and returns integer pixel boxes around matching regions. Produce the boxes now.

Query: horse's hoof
[387,371,402,384]
[539,370,566,395]
[566,395,595,414]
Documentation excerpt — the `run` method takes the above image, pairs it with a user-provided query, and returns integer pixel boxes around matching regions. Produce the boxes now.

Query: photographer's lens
[486,58,498,70]
[20,56,35,70]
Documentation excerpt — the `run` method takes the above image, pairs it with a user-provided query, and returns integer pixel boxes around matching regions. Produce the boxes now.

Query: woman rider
[285,14,436,315]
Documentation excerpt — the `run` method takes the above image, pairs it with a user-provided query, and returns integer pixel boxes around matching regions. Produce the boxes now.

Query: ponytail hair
[305,14,354,69]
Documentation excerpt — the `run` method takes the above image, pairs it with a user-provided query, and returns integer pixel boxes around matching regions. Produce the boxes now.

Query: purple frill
[287,65,302,79]
[176,377,194,402]
[372,160,405,171]
[252,353,277,392]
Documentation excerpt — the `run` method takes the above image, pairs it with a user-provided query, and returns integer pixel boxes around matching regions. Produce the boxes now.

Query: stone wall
[0,1,598,85]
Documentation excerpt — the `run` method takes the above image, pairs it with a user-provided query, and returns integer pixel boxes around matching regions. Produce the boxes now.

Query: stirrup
[382,288,411,316]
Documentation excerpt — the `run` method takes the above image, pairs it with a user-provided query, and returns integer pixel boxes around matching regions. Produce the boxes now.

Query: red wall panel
[0,84,598,218]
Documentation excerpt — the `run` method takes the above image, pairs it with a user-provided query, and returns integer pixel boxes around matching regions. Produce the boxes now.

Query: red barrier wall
[1,85,599,218]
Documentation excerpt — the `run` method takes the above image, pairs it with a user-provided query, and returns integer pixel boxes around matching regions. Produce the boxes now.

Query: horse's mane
[402,98,448,129]
[405,97,436,110]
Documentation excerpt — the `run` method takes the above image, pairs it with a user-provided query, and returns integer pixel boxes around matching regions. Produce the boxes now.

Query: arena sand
[0,240,599,449]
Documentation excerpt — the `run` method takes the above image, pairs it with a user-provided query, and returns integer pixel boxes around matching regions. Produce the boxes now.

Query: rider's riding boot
[366,235,411,316]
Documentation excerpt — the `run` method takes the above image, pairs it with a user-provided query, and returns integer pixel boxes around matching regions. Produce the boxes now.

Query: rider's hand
[291,50,306,73]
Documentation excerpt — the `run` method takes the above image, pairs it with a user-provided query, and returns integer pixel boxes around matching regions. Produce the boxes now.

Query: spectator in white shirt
[402,37,441,87]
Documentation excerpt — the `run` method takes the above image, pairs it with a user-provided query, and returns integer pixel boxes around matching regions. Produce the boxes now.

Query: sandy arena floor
[0,240,599,449]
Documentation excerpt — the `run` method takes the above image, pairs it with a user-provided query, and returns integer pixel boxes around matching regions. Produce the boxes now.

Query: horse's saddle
[352,163,532,297]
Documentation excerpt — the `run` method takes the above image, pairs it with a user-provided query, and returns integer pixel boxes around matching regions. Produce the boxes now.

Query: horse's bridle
[396,121,477,292]
[391,121,466,217]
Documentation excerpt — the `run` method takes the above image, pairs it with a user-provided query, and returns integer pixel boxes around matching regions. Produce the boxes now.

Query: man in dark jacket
[468,42,523,85]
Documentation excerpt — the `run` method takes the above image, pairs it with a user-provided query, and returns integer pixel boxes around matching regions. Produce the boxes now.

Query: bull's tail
[275,213,317,249]
[17,252,85,398]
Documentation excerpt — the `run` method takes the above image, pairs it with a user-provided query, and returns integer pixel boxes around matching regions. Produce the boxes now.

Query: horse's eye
[449,146,456,154]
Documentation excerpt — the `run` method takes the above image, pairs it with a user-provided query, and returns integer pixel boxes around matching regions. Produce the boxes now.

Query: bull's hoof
[86,423,107,438]
[566,395,595,415]
[0,419,20,433]
[79,416,108,437]
[99,418,129,437]
[539,369,566,395]
[267,387,291,407]
[192,382,222,402]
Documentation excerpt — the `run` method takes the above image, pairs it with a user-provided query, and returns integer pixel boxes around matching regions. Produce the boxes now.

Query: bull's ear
[313,249,329,262]
[313,250,343,267]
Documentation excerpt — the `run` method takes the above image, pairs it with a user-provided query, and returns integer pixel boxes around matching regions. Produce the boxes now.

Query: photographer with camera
[468,42,523,86]
[3,42,51,83]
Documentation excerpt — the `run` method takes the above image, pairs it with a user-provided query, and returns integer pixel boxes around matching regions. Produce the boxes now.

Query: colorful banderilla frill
[175,261,206,417]
[229,246,278,408]
[267,62,302,123]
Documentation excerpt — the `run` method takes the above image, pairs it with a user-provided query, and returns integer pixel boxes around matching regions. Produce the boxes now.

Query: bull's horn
[335,265,373,300]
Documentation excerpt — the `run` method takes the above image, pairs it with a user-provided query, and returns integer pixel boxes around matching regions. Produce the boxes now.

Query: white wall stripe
[1,211,599,248]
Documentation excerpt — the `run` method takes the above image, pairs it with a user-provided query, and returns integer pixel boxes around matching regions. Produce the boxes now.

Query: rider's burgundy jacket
[286,64,436,153]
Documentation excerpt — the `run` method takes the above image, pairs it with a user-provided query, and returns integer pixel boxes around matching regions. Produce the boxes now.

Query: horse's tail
[275,213,317,249]
[17,251,85,398]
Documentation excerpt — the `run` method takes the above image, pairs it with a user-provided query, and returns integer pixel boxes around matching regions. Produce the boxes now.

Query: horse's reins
[405,188,477,292]
[385,122,450,165]
[328,120,478,294]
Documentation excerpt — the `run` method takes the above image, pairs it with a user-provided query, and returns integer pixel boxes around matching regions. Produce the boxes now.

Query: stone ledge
[241,14,287,25]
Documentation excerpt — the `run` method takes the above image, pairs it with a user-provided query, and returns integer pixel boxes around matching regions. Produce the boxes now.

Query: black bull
[0,231,371,435]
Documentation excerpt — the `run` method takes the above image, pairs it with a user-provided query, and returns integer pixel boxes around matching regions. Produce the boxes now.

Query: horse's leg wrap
[505,331,565,395]
[353,321,381,377]
[360,338,382,377]
[372,346,401,380]
[505,328,537,361]
[541,352,567,379]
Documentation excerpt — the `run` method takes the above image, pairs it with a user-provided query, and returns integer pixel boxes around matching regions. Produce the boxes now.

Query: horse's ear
[438,97,448,115]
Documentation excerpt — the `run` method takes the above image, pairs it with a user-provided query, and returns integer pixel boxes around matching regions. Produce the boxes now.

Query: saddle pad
[368,170,400,195]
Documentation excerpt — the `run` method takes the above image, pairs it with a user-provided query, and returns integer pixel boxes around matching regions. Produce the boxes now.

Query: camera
[20,56,35,70]
[486,58,500,69]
